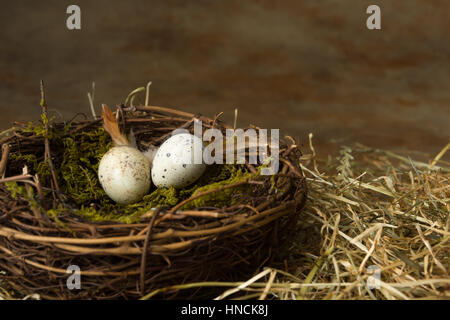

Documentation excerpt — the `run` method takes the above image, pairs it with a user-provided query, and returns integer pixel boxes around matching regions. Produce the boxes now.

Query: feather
[127,128,137,149]
[143,145,158,164]
[102,104,129,146]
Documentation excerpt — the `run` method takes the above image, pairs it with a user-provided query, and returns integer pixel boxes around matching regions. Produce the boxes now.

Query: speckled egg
[151,133,206,188]
[98,146,151,204]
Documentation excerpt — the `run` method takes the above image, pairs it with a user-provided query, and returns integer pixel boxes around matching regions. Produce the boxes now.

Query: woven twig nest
[0,105,307,299]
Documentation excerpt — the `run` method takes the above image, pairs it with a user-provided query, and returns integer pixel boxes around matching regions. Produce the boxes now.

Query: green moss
[3,181,65,230]
[142,187,179,207]
[9,121,260,224]
[4,181,28,200]
[181,166,253,209]
[46,205,77,236]
[36,161,51,178]
[74,205,147,224]
[21,114,59,139]
[59,128,112,204]
[9,153,38,171]
[71,164,254,223]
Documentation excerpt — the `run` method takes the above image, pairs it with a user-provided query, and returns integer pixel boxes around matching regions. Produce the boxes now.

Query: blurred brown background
[0,0,449,159]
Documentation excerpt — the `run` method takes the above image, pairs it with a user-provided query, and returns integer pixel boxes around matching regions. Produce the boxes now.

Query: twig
[40,80,61,200]
[87,81,97,119]
[0,144,10,178]
[0,174,34,184]
[145,81,152,107]
[140,206,163,295]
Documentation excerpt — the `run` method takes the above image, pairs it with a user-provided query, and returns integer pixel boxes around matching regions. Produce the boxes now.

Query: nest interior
[0,105,307,299]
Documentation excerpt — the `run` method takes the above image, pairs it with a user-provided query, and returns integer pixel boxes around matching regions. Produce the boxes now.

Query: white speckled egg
[98,146,151,204]
[151,133,206,188]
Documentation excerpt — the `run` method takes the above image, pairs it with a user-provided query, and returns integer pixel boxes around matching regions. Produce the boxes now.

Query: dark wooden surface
[1,1,449,159]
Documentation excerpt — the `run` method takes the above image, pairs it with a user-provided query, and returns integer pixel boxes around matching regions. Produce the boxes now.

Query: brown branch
[140,206,164,295]
[0,245,140,277]
[280,158,303,177]
[0,143,10,177]
[130,105,219,127]
[0,174,34,184]
[40,80,61,198]
[0,203,290,246]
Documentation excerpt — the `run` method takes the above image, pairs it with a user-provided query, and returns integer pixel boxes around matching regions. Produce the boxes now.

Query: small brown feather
[101,104,129,146]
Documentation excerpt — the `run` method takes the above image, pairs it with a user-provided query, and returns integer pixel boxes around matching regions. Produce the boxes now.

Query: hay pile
[139,138,450,300]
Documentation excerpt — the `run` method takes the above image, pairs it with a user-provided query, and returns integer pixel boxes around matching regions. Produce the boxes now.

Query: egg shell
[98,146,151,204]
[151,133,206,188]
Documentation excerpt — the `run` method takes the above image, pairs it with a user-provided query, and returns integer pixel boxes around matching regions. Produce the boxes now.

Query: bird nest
[0,105,307,299]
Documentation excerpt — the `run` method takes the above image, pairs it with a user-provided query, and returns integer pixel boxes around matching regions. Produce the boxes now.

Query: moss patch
[73,163,253,224]
[9,122,256,224]
[59,127,112,204]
